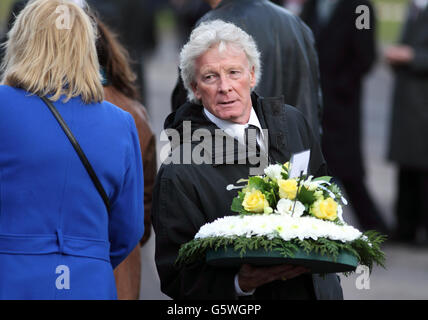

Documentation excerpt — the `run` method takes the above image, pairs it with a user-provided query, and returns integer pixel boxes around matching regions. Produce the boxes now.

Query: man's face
[192,44,256,124]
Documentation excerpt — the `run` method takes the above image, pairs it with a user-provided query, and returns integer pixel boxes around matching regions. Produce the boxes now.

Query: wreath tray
[206,246,358,273]
[177,230,385,274]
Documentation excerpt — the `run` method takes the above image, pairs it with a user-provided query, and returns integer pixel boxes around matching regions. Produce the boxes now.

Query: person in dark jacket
[385,0,428,244]
[152,20,343,300]
[169,0,211,47]
[171,0,323,139]
[88,0,159,105]
[301,0,388,233]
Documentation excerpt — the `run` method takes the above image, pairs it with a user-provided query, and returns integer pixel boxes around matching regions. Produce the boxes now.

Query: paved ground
[138,30,428,300]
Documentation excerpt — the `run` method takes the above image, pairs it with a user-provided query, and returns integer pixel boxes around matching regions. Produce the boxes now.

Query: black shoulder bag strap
[40,96,111,213]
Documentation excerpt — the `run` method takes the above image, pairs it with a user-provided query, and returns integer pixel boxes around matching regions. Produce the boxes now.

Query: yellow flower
[310,198,338,221]
[242,190,269,213]
[278,178,298,200]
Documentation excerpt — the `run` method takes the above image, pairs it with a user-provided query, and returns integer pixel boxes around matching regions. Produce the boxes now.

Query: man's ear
[192,82,201,100]
[249,66,256,88]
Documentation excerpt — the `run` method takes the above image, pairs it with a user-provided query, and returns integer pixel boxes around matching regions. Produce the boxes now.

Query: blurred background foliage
[373,0,408,43]
[0,0,410,46]
[0,0,14,25]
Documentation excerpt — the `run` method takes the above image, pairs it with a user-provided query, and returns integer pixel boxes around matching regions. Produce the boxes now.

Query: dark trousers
[394,166,428,241]
[340,177,388,233]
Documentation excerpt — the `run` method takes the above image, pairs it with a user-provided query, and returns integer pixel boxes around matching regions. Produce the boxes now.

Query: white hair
[179,20,261,104]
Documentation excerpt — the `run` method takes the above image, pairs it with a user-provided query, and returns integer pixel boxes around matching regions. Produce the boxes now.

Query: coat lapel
[253,93,292,164]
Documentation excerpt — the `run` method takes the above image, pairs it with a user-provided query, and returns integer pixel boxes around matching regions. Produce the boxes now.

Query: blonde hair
[1,0,104,103]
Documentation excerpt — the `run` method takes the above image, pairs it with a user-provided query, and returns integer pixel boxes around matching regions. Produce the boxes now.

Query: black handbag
[40,96,111,213]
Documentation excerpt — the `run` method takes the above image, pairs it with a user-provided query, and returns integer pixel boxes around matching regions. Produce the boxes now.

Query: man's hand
[384,45,414,65]
[237,263,310,293]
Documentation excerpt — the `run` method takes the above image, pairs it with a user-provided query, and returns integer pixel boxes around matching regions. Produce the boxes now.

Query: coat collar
[216,0,260,9]
[165,92,286,166]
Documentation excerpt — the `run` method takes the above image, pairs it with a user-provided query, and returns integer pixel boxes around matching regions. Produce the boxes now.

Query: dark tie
[245,124,261,157]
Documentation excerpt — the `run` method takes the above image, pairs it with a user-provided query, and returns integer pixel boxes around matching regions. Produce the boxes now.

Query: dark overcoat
[388,5,428,169]
[301,0,377,179]
[152,93,343,300]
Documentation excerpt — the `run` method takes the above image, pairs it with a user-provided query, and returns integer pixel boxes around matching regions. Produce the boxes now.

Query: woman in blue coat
[0,0,144,299]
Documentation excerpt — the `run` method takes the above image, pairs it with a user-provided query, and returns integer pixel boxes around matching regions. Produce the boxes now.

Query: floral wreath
[177,162,386,273]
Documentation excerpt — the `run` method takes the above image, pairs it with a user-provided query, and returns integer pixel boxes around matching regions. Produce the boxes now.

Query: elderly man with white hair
[152,20,343,300]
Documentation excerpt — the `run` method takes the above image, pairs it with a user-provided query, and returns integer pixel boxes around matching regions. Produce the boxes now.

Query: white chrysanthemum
[264,164,284,181]
[250,214,275,237]
[283,218,308,241]
[194,214,363,243]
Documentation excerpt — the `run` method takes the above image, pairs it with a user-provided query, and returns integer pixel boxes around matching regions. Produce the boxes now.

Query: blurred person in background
[88,0,161,106]
[385,0,428,245]
[95,17,157,299]
[0,0,143,299]
[171,0,323,140]
[301,0,389,234]
[169,0,211,47]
